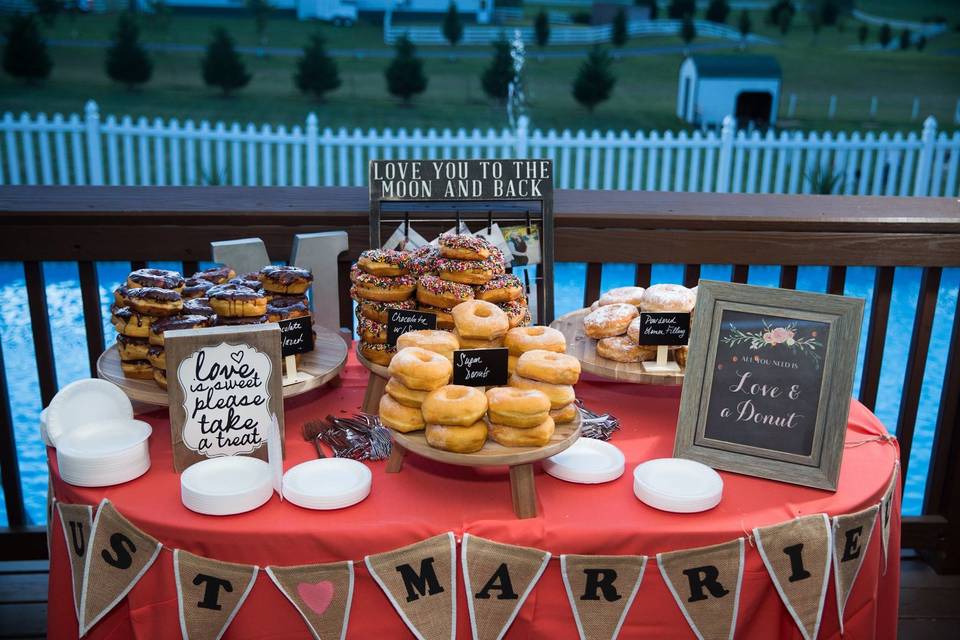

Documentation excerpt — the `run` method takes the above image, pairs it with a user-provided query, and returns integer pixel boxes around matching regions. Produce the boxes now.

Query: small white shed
[677,55,782,128]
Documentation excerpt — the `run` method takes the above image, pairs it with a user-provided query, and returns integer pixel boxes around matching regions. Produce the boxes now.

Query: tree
[385,35,427,104]
[777,7,792,34]
[572,46,615,112]
[667,0,695,20]
[898,28,911,50]
[680,14,696,50]
[481,35,513,102]
[635,0,657,20]
[442,2,463,49]
[202,28,252,95]
[246,0,274,51]
[2,14,52,82]
[32,0,62,27]
[878,22,892,47]
[295,34,340,101]
[738,10,751,42]
[857,23,868,45]
[611,8,628,47]
[706,0,730,24]
[105,13,152,89]
[534,10,550,48]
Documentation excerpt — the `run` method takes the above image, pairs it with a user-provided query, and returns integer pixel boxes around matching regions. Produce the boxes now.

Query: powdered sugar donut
[640,284,695,313]
[583,303,638,339]
[596,336,656,363]
[599,286,645,307]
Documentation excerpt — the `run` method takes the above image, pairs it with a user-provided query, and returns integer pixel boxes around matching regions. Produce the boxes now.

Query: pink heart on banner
[297,580,335,616]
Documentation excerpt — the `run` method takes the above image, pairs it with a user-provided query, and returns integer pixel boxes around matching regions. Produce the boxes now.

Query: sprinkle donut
[350,290,417,324]
[357,315,388,344]
[417,275,474,309]
[127,268,184,291]
[351,265,416,302]
[408,245,439,278]
[436,257,496,286]
[359,342,396,366]
[475,274,523,304]
[438,233,492,261]
[583,303,638,339]
[358,249,411,277]
[498,299,530,328]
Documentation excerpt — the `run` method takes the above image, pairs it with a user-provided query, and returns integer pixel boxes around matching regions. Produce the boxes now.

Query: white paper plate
[181,457,273,516]
[40,408,52,447]
[55,419,152,458]
[59,451,150,487]
[283,459,372,510]
[46,379,133,445]
[633,458,723,513]
[543,438,625,484]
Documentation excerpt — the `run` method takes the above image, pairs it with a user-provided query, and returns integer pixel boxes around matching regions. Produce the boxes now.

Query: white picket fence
[2,101,958,196]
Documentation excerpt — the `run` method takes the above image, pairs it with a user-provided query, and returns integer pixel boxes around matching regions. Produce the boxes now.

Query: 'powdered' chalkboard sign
[279,315,314,357]
[387,309,437,347]
[453,348,509,387]
[637,312,690,346]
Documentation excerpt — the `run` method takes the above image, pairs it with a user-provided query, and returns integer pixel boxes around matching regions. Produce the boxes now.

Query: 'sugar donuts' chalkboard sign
[675,281,864,491]
[165,325,285,472]
[453,348,509,387]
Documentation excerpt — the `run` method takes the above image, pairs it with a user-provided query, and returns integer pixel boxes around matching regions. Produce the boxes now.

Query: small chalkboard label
[279,315,314,357]
[453,348,508,387]
[387,308,437,346]
[637,312,690,346]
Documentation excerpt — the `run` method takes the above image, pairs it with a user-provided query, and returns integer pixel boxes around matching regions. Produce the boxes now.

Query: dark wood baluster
[683,264,701,288]
[779,265,798,289]
[827,265,847,295]
[24,262,57,406]
[131,261,146,271]
[78,261,104,377]
[584,263,602,308]
[859,266,896,411]
[0,339,27,528]
[182,261,200,276]
[338,259,353,335]
[732,264,749,284]
[634,264,651,288]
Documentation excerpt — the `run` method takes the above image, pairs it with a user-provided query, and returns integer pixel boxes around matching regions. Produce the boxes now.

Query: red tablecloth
[48,351,901,639]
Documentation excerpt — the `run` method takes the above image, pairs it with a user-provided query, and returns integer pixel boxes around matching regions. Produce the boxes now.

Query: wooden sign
[637,312,690,346]
[675,281,864,491]
[165,325,285,472]
[453,348,509,387]
[369,159,551,201]
[386,309,437,347]
[279,315,314,357]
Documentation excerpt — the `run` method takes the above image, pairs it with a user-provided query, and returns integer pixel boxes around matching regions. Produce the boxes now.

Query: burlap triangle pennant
[880,461,899,574]
[561,554,646,640]
[57,502,94,621]
[364,532,457,640]
[461,534,551,640]
[754,514,832,640]
[657,538,744,640]
[266,561,354,640]
[79,499,162,636]
[174,549,259,640]
[832,505,879,634]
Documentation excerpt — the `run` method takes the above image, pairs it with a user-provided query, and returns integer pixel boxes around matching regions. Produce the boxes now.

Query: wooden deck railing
[1,187,959,570]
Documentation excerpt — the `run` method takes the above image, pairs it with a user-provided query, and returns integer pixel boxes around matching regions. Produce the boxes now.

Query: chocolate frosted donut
[350,290,418,324]
[181,277,213,299]
[193,266,236,284]
[266,296,310,323]
[208,283,268,318]
[126,286,183,317]
[111,305,154,338]
[146,344,165,370]
[182,297,217,318]
[259,265,314,295]
[149,314,216,345]
[116,334,150,361]
[127,268,184,291]
[114,286,132,307]
[228,273,264,291]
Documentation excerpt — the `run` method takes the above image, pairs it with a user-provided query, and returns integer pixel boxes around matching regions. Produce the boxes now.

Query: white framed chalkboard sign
[675,280,864,491]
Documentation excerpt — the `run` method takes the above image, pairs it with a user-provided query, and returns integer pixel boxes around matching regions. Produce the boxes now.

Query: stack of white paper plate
[543,438,625,484]
[56,419,152,487]
[282,459,372,510]
[46,379,134,446]
[39,408,52,447]
[181,457,274,516]
[633,458,723,513]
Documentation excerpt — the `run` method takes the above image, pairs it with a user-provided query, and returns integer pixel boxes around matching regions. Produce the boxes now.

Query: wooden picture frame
[675,281,864,491]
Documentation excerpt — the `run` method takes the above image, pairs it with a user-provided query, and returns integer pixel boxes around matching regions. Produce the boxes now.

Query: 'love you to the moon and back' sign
[370,159,551,201]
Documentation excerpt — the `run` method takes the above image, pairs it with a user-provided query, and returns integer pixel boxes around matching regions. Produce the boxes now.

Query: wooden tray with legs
[97,325,349,406]
[356,348,391,414]
[550,308,685,385]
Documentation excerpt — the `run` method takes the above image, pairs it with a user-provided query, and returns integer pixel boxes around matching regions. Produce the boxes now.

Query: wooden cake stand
[356,348,390,414]
[387,412,582,519]
[551,308,685,385]
[97,325,349,407]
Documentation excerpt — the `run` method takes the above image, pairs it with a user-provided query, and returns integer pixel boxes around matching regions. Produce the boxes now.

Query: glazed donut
[388,347,452,391]
[640,284,696,313]
[498,300,531,328]
[475,274,523,304]
[116,335,149,361]
[125,287,183,317]
[508,373,575,410]
[217,315,267,326]
[425,421,488,454]
[146,344,165,370]
[379,394,425,433]
[454,331,505,350]
[516,349,581,385]
[418,305,454,330]
[182,297,217,318]
[359,342,395,366]
[127,268,184,291]
[550,403,579,424]
[357,315,387,344]
[152,367,167,390]
[351,265,416,302]
[396,330,459,362]
[408,245,439,278]
[489,416,555,447]
[436,257,496,285]
[452,300,509,340]
[120,359,153,380]
[508,354,519,375]
[599,286,645,307]
[504,326,566,356]
[111,305,154,338]
[675,346,689,368]
[352,292,417,324]
[181,277,213,299]
[259,265,314,295]
[438,233,492,261]
[149,314,216,346]
[385,377,429,408]
[596,336,657,363]
[583,303,638,339]
[421,385,487,426]
[486,387,550,428]
[193,266,236,285]
[267,296,310,323]
[358,249,411,277]
[417,275,474,309]
[208,283,268,318]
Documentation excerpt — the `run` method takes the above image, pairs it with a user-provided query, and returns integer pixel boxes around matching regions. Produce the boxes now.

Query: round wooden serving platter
[550,308,685,386]
[97,325,349,406]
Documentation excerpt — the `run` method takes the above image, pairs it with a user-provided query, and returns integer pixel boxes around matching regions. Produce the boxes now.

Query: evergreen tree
[777,7,792,35]
[857,23,868,45]
[898,28,911,50]
[534,9,550,48]
[32,0,62,27]
[667,0,695,19]
[442,2,463,48]
[635,0,657,20]
[295,34,341,101]
[611,8,628,47]
[481,35,513,102]
[738,10,751,41]
[105,12,152,89]
[706,0,730,24]
[680,14,696,48]
[2,13,52,82]
[767,1,794,27]
[572,46,615,112]
[202,28,252,96]
[878,23,892,47]
[385,35,427,104]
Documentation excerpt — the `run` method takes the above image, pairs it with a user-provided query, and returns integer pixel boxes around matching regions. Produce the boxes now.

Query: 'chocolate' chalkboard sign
[637,313,690,346]
[387,309,437,346]
[279,315,314,357]
[453,348,509,387]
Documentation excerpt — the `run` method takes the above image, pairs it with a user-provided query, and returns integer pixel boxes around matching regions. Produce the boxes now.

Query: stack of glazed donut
[582,284,696,366]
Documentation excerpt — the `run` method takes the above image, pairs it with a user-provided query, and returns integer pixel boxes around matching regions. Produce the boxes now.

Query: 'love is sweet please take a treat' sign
[165,325,285,472]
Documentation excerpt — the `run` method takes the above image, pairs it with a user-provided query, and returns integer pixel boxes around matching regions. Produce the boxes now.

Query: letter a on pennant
[365,532,457,640]
[657,538,744,640]
[57,502,94,622]
[174,549,258,640]
[754,514,832,640]
[560,555,646,640]
[832,505,879,635]
[461,534,550,640]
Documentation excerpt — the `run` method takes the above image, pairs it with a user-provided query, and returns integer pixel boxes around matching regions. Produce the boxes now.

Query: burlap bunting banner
[461,534,550,640]
[365,532,457,640]
[174,549,258,640]
[657,538,744,640]
[754,514,832,640]
[561,554,646,640]
[880,461,899,574]
[832,505,879,634]
[57,502,93,621]
[79,499,162,637]
[266,561,354,640]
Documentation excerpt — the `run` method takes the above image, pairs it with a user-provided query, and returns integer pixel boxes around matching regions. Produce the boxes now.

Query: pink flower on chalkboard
[762,331,776,345]
[722,319,823,368]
